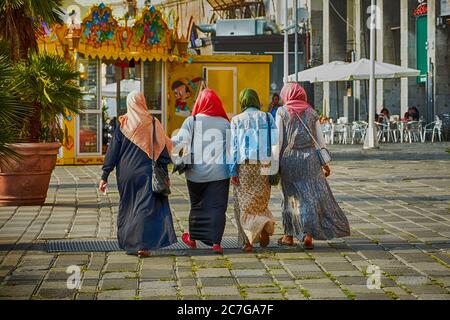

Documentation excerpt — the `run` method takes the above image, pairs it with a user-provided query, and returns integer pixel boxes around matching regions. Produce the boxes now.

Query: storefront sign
[413,0,428,17]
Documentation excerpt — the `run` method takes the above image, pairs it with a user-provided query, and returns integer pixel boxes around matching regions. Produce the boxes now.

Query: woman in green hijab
[230,88,278,253]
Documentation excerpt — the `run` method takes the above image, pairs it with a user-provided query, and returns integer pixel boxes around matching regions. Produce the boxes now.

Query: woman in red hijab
[276,83,350,249]
[171,88,230,253]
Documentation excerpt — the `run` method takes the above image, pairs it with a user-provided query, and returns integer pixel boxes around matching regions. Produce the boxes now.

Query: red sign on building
[413,0,428,17]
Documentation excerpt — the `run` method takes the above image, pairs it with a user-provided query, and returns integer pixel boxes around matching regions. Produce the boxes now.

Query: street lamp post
[363,0,379,149]
[284,0,289,84]
[294,0,299,82]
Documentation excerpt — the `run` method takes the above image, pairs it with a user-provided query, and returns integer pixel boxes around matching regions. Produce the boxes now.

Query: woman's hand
[99,180,108,193]
[322,165,331,177]
[231,176,240,186]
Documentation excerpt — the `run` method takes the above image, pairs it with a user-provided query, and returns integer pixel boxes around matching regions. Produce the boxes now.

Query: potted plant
[0,52,82,206]
[0,0,82,206]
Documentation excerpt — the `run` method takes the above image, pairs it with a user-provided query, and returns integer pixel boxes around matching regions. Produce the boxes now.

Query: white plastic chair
[422,116,442,142]
[351,121,367,144]
[376,121,396,143]
[405,121,422,143]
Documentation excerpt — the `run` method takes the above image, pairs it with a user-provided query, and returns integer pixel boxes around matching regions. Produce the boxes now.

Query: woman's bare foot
[242,243,253,253]
[277,235,294,246]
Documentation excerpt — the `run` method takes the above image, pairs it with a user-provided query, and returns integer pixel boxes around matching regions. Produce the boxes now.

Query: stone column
[400,0,409,116]
[323,0,330,117]
[376,0,384,112]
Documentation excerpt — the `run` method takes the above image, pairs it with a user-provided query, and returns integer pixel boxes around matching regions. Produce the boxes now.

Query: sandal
[242,243,253,253]
[260,229,270,248]
[277,235,294,246]
[303,234,314,250]
[182,233,197,249]
[137,250,151,258]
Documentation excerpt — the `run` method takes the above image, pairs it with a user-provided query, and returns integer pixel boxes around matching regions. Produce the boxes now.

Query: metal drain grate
[46,238,285,253]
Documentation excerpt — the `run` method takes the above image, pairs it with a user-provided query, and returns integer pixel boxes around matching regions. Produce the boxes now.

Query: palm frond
[16,52,82,142]
[0,54,27,164]
[0,0,64,60]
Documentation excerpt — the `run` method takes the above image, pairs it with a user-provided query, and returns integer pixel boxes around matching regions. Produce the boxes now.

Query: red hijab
[191,89,229,121]
[280,83,312,115]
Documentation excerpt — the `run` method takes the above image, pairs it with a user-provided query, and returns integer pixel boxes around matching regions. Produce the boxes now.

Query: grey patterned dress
[278,107,350,241]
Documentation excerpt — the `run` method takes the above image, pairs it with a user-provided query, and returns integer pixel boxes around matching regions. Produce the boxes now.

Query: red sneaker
[212,244,224,254]
[181,233,197,249]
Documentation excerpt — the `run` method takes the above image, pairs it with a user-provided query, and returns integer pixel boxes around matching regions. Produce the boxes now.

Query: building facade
[269,0,450,121]
[160,0,450,121]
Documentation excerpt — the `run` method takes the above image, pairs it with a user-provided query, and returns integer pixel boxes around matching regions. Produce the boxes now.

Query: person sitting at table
[402,111,411,121]
[408,106,420,121]
[379,107,390,123]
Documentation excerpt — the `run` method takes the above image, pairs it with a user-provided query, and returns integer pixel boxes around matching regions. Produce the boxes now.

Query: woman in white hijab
[99,91,176,257]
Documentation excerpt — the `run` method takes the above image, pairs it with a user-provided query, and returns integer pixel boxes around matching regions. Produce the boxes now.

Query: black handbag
[151,115,171,196]
[266,113,281,186]
[172,116,196,175]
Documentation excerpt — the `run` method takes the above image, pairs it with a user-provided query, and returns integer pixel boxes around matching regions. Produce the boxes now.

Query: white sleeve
[269,113,284,175]
[315,120,326,148]
[171,117,192,158]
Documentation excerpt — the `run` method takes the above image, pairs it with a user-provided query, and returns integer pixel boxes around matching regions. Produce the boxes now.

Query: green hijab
[239,88,261,112]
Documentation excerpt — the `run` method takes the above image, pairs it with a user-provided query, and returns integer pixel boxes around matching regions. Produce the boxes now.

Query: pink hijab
[118,91,172,161]
[280,83,312,115]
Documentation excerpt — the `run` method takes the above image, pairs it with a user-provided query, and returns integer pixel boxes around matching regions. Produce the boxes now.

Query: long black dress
[101,127,177,252]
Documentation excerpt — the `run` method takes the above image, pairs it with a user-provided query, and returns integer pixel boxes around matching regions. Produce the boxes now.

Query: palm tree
[0,0,64,61]
[15,52,83,142]
[0,53,29,165]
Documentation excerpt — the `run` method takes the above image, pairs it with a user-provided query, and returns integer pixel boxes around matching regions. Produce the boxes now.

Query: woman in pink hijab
[276,83,350,249]
[99,91,176,258]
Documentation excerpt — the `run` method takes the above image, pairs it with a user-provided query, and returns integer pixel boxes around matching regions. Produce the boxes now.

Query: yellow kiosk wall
[167,55,272,135]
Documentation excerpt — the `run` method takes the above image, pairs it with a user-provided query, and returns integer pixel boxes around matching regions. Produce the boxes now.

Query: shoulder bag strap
[295,112,321,150]
[266,113,272,157]
[151,114,156,164]
[190,116,196,164]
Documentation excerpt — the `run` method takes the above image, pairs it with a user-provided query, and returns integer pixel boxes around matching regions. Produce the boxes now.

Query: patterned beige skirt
[234,162,276,245]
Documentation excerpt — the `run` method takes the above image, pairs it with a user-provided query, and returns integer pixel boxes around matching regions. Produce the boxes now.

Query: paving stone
[0,285,35,297]
[141,269,175,279]
[202,286,240,296]
[100,279,137,290]
[97,290,136,300]
[37,288,75,299]
[200,277,237,287]
[196,268,232,278]
[140,280,177,290]
[140,288,178,296]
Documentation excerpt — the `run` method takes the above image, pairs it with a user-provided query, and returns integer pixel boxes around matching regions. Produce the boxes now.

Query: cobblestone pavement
[0,159,450,300]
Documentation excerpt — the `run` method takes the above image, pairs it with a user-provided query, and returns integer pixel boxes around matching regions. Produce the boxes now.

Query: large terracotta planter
[0,142,60,206]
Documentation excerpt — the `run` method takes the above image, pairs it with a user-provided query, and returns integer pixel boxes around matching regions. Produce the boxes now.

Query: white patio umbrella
[288,58,419,83]
[91,79,141,98]
[287,61,349,82]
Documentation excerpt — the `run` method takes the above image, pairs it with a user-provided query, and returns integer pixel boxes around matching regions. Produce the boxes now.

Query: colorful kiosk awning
[39,3,190,62]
